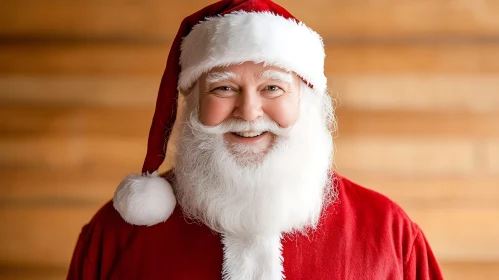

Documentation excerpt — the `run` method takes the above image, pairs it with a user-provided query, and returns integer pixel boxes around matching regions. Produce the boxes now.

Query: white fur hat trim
[179,11,326,94]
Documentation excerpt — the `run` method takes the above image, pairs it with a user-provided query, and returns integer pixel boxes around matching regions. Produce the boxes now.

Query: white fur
[222,234,284,280]
[113,172,176,226]
[179,12,326,94]
[260,70,293,83]
[205,71,237,87]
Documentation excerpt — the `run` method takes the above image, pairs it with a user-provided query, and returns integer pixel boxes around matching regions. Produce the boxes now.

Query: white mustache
[188,112,292,137]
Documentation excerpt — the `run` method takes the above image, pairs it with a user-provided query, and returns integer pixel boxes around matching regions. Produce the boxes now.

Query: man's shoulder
[335,174,409,214]
[331,174,418,232]
[75,199,190,260]
[315,174,423,261]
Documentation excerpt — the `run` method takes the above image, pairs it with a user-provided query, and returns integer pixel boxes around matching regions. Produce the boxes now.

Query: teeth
[234,131,264,138]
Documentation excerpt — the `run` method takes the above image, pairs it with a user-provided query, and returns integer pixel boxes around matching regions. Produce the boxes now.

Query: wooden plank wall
[1,0,498,279]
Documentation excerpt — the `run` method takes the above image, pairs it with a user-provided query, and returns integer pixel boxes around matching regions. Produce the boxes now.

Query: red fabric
[142,0,297,174]
[67,175,443,279]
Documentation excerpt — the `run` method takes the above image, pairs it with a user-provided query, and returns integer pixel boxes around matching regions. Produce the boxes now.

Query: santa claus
[67,0,443,279]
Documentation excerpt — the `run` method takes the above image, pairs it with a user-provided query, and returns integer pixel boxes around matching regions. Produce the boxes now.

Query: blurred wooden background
[1,0,498,279]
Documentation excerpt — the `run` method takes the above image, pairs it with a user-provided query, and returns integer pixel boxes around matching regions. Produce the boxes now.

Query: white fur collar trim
[222,234,284,280]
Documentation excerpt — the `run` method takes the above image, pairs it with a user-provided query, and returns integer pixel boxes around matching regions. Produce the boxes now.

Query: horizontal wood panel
[326,44,499,75]
[2,105,498,138]
[331,75,499,113]
[0,206,100,267]
[0,264,66,280]
[0,136,145,170]
[0,76,158,107]
[409,209,499,261]
[2,0,499,39]
[335,137,477,176]
[486,141,499,174]
[0,43,169,75]
[0,206,497,267]
[2,43,499,75]
[0,168,119,204]
[440,261,499,280]
[1,261,499,280]
[339,174,499,210]
[336,109,499,138]
[0,1,210,40]
[0,106,152,137]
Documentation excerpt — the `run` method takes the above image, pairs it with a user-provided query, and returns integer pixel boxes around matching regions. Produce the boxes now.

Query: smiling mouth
[231,131,266,138]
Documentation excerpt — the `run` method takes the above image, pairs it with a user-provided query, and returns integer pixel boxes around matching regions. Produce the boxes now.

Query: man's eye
[210,86,236,97]
[214,86,232,91]
[266,85,281,91]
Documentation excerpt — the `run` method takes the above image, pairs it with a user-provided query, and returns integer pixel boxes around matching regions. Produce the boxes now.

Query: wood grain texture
[0,43,169,75]
[336,109,499,137]
[326,44,499,74]
[0,168,120,204]
[2,0,499,39]
[335,137,477,176]
[0,206,100,267]
[0,264,67,280]
[409,209,499,261]
[0,135,145,170]
[485,140,499,174]
[330,75,499,113]
[339,174,499,210]
[440,261,499,280]
[0,105,152,137]
[0,76,158,107]
[0,1,211,40]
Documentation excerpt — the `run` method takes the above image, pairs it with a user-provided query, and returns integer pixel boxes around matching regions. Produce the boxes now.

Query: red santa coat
[67,174,443,279]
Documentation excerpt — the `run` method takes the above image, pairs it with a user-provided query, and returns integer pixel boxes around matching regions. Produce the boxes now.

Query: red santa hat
[113,0,326,226]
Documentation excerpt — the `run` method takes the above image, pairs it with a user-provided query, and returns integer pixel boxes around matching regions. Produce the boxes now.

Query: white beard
[174,82,336,235]
[174,83,336,280]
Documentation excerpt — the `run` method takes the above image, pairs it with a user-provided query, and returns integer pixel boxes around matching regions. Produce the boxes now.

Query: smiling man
[67,1,443,279]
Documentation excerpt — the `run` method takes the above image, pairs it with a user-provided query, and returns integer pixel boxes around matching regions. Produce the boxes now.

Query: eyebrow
[259,70,293,84]
[205,71,237,88]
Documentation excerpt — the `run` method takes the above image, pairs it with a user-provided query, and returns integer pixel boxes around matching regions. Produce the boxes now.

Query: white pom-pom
[113,171,176,226]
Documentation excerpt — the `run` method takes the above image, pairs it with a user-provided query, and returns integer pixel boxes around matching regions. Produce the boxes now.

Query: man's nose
[233,89,263,122]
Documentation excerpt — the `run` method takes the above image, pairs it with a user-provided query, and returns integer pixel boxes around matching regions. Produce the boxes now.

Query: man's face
[197,62,301,155]
[175,61,335,235]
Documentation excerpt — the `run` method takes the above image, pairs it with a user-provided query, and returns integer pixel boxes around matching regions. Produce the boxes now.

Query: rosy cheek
[263,96,300,128]
[199,96,235,126]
